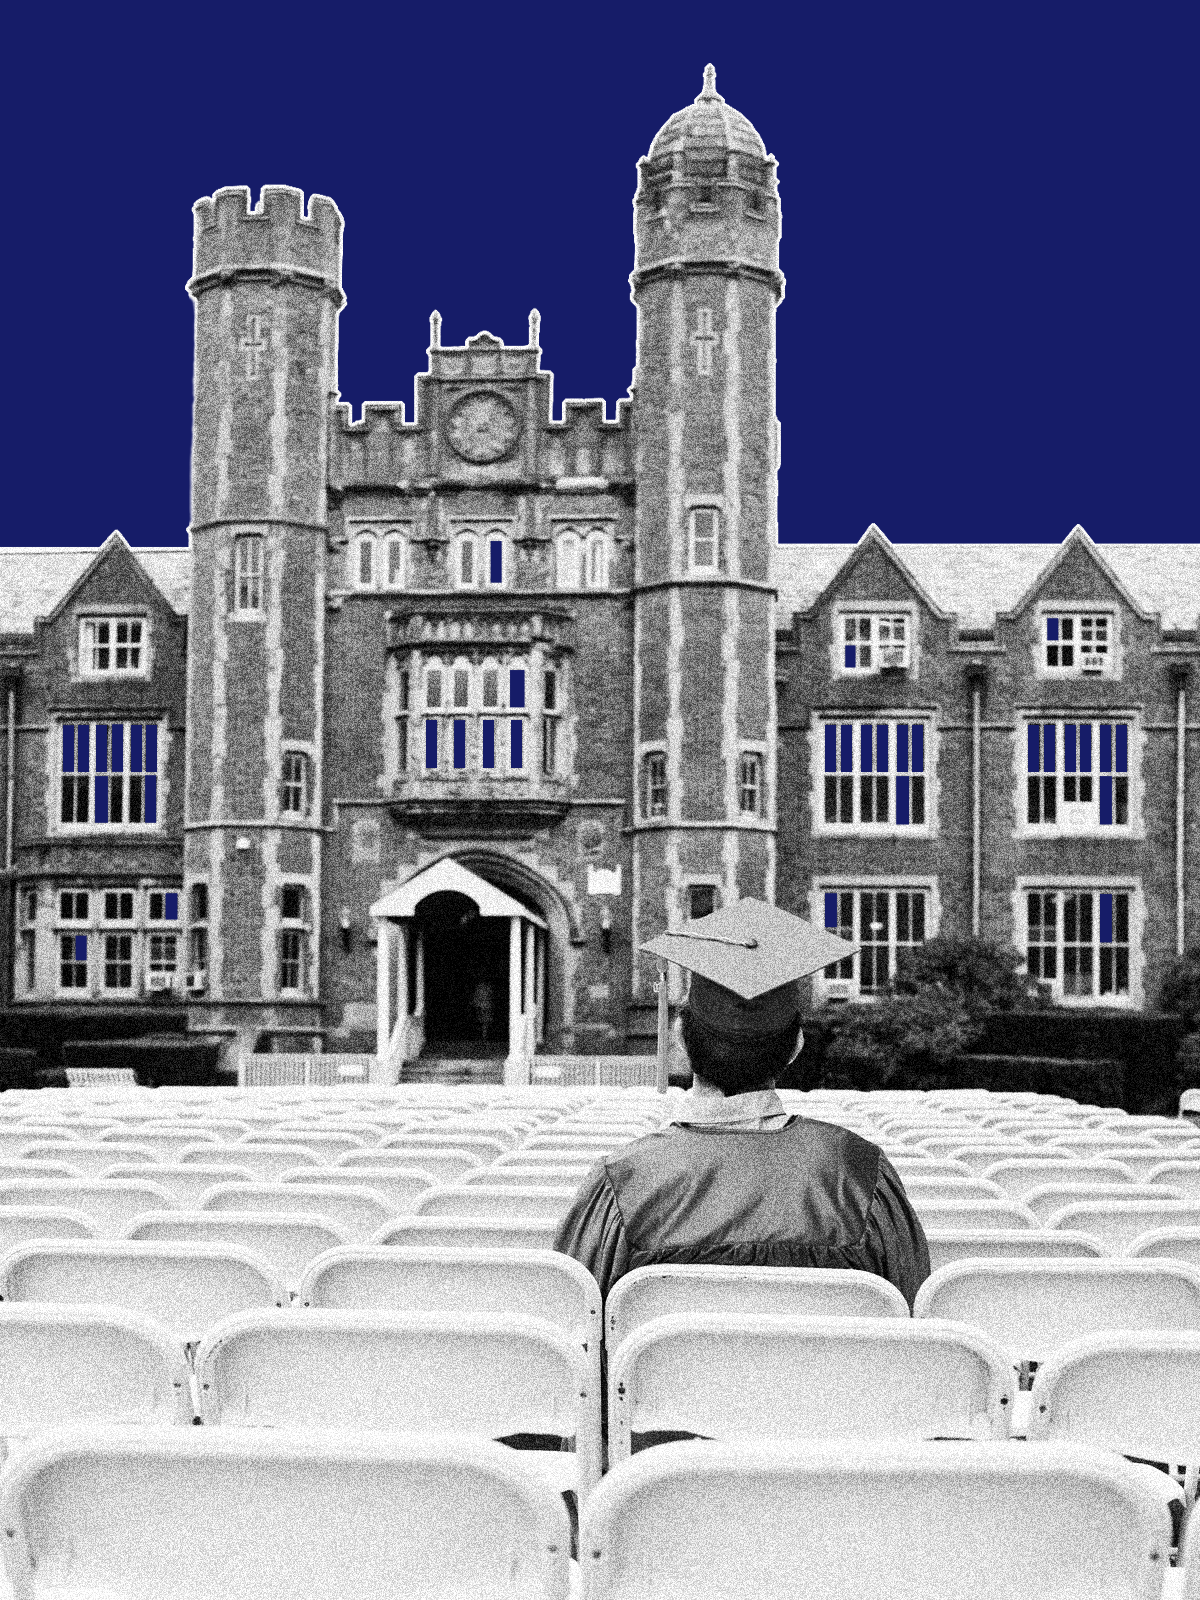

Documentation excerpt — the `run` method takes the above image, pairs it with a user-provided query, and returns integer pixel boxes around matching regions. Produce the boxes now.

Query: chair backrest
[609,1314,1012,1462]
[912,1198,1038,1231]
[1125,1227,1200,1269]
[901,1176,1006,1203]
[1146,1162,1200,1200]
[0,1179,175,1237]
[337,1147,483,1182]
[375,1217,560,1251]
[239,1131,370,1164]
[102,1127,222,1160]
[378,1132,510,1160]
[0,1240,286,1347]
[411,1185,578,1222]
[0,1426,572,1600]
[1079,1148,1199,1184]
[198,1181,395,1243]
[125,1210,352,1292]
[981,1158,1136,1199]
[460,1165,593,1188]
[0,1159,84,1182]
[1024,1183,1177,1226]
[606,1266,908,1357]
[0,1128,81,1159]
[0,1304,192,1441]
[0,1205,99,1252]
[925,1231,1104,1273]
[195,1308,599,1501]
[281,1165,435,1214]
[577,1438,1171,1600]
[180,1143,324,1180]
[493,1149,610,1170]
[885,1158,975,1180]
[1027,1330,1200,1467]
[1046,1200,1200,1252]
[104,1162,259,1206]
[17,1140,160,1176]
[1181,1496,1200,1600]
[914,1258,1200,1368]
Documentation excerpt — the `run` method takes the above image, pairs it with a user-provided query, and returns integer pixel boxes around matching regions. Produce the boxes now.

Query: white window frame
[834,609,913,676]
[737,750,763,816]
[1017,715,1138,838]
[585,529,610,590]
[642,748,668,819]
[58,721,163,832]
[687,508,720,574]
[187,880,210,990]
[355,533,376,590]
[278,882,311,995]
[1037,607,1118,680]
[280,750,309,817]
[556,528,583,590]
[684,880,720,921]
[1014,878,1142,1008]
[811,879,938,1002]
[233,534,265,616]
[78,614,148,678]
[813,716,933,834]
[384,532,407,590]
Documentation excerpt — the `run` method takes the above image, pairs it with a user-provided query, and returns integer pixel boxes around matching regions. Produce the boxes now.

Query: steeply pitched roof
[0,535,190,638]
[775,527,1200,633]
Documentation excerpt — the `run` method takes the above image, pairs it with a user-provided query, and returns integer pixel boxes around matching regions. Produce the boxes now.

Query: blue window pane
[131,724,143,775]
[78,725,89,772]
[1115,724,1127,773]
[824,892,839,930]
[510,719,524,769]
[453,719,466,770]
[111,724,123,774]
[912,724,924,773]
[1065,724,1076,773]
[144,776,157,824]
[165,892,178,920]
[482,720,495,769]
[63,724,75,774]
[1099,892,1113,944]
[1100,723,1112,772]
[74,934,87,962]
[876,724,888,773]
[1079,723,1092,772]
[860,723,873,774]
[95,776,109,824]
[1047,617,1059,641]
[425,720,438,769]
[1043,723,1056,773]
[509,669,526,709]
[1100,776,1113,825]
[824,724,836,774]
[95,724,108,774]
[839,723,852,774]
[897,723,909,774]
[145,723,158,774]
[1027,724,1040,774]
[897,775,910,825]
[489,541,503,584]
[845,644,856,669]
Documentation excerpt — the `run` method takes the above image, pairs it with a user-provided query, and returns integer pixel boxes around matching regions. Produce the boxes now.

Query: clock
[445,392,520,463]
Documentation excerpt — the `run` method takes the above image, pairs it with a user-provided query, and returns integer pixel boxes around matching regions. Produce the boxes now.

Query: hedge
[60,1034,231,1088]
[0,1049,39,1091]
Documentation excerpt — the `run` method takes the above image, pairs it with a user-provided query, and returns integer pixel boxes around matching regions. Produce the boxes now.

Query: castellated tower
[184,186,343,1055]
[630,66,784,1002]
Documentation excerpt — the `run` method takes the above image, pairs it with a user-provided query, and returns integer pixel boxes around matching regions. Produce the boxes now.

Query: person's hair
[679,1004,803,1096]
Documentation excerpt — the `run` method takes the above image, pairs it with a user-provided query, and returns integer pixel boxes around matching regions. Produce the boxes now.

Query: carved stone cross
[692,307,718,376]
[240,314,269,379]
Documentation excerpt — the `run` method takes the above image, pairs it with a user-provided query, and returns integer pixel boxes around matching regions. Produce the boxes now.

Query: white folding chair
[0,1128,82,1160]
[281,1165,436,1214]
[1148,1163,1200,1201]
[337,1146,483,1183]
[578,1438,1172,1600]
[0,1205,98,1255]
[0,1178,175,1237]
[0,1239,287,1349]
[982,1157,1137,1199]
[378,1132,511,1160]
[0,1159,83,1183]
[1177,1500,1200,1600]
[195,1308,601,1503]
[925,1230,1103,1274]
[412,1185,578,1222]
[0,1426,572,1599]
[16,1139,159,1176]
[1025,1183,1179,1226]
[103,1161,258,1206]
[606,1265,908,1359]
[1127,1228,1200,1270]
[101,1127,222,1161]
[0,1303,192,1452]
[375,1216,560,1251]
[609,1313,1012,1461]
[913,1198,1039,1231]
[180,1143,324,1180]
[198,1181,396,1243]
[124,1210,351,1294]
[934,1145,1048,1176]
[1046,1201,1200,1253]
[901,1176,1006,1203]
[1029,1331,1200,1505]
[238,1130,370,1164]
[462,1165,593,1188]
[1093,1149,1200,1184]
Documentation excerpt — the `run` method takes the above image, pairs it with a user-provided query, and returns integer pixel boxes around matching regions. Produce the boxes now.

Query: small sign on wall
[587,864,621,896]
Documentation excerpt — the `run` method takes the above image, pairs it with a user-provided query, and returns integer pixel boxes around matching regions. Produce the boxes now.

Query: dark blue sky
[3,2,1195,550]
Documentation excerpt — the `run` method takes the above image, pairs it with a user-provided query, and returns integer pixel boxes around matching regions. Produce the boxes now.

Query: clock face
[445,392,520,463]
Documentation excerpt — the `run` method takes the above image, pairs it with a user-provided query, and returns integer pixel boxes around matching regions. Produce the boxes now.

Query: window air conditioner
[824,978,853,1000]
[878,645,909,669]
[1081,663,1104,675]
[186,973,207,993]
[147,973,172,992]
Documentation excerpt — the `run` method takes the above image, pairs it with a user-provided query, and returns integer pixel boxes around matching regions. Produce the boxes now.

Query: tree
[821,990,982,1090]
[892,935,1051,1014]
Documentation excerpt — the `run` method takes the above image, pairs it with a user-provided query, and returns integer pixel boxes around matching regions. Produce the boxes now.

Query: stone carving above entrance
[445,392,521,463]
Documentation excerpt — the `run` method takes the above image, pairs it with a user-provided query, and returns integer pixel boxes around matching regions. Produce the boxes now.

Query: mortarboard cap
[641,897,861,1041]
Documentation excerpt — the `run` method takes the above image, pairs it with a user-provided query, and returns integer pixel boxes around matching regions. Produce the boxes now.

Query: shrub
[1179,1032,1200,1097]
[820,992,982,1091]
[1159,948,1200,1030]
[893,935,1051,1014]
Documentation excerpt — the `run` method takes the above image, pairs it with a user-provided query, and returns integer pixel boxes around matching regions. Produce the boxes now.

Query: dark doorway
[417,891,510,1054]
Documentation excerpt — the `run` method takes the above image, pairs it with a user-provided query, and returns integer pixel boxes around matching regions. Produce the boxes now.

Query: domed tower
[630,66,784,1004]
[184,186,344,1057]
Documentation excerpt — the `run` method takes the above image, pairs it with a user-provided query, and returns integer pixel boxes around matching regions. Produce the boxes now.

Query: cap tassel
[667,928,759,950]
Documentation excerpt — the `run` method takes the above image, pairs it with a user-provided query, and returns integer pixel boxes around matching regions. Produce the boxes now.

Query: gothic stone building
[0,70,1197,1069]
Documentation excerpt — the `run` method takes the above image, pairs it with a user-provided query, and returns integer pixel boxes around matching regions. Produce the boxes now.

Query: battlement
[191,185,343,295]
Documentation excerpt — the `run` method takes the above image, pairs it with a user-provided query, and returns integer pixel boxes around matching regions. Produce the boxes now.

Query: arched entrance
[417,889,510,1053]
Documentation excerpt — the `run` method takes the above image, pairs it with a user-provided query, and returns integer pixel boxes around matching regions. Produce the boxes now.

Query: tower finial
[700,63,717,99]
[528,308,541,348]
[429,310,441,349]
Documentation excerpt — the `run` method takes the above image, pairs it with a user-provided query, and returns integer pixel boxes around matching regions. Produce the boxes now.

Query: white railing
[240,1054,375,1088]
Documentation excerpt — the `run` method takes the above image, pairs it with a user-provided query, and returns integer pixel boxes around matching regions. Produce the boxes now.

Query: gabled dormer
[1001,525,1148,685]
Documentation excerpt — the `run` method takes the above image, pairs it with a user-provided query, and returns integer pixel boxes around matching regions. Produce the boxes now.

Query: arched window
[384,533,406,589]
[485,531,506,587]
[233,534,264,614]
[457,535,477,589]
[586,530,608,590]
[556,529,582,590]
[452,661,471,709]
[424,662,444,710]
[356,534,376,589]
[688,508,720,573]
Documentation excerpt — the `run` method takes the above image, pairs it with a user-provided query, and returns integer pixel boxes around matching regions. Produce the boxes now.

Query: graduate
[553,898,931,1308]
